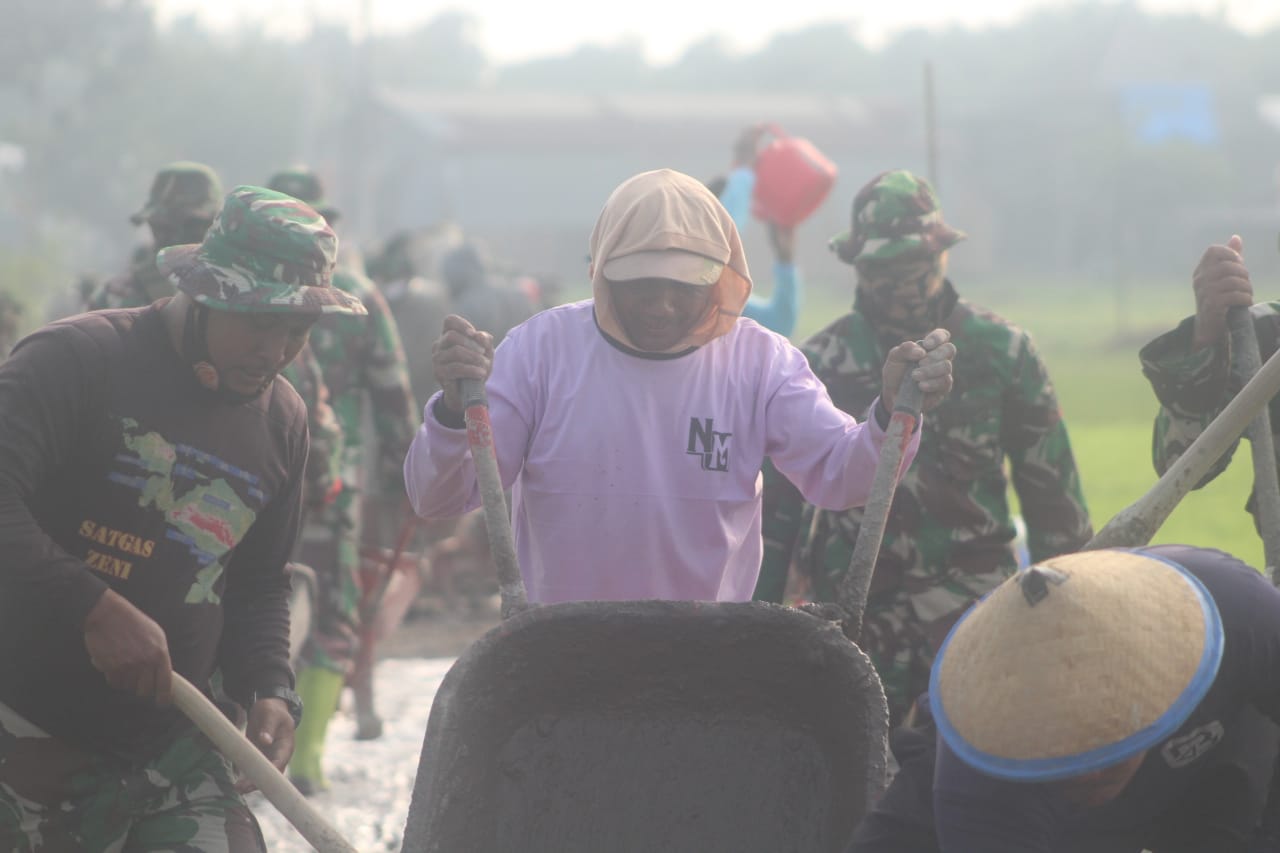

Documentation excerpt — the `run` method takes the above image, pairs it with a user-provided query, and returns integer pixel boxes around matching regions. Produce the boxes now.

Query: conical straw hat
[929,549,1223,781]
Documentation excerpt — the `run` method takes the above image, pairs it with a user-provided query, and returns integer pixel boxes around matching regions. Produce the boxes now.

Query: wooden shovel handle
[837,372,923,640]
[1087,341,1280,551]
[459,377,529,619]
[1226,305,1280,580]
[170,675,358,853]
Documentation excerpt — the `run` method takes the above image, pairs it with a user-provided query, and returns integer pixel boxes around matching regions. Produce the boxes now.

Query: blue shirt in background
[719,167,801,338]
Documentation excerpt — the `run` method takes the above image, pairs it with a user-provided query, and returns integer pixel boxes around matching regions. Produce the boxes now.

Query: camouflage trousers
[295,482,362,674]
[0,703,264,852]
[805,539,1013,726]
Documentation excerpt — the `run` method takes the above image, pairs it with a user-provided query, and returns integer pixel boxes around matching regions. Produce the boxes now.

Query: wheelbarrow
[400,374,925,853]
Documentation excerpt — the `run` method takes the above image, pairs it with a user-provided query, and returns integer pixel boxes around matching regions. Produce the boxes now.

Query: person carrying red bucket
[710,124,838,338]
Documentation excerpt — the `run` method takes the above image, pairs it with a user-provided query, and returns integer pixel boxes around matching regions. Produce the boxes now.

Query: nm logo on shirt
[687,417,731,472]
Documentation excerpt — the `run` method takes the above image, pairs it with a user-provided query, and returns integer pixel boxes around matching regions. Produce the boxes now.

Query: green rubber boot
[288,666,345,795]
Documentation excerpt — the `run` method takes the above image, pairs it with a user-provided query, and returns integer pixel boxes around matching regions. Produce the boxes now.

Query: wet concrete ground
[250,608,498,851]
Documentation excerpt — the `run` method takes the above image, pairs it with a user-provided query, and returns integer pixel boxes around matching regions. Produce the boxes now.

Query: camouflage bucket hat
[131,161,224,225]
[830,170,966,267]
[267,168,339,223]
[156,186,366,316]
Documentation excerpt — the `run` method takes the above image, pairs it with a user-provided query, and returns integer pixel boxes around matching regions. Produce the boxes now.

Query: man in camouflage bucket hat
[266,167,418,789]
[0,186,363,851]
[757,169,1093,725]
[82,169,341,483]
[829,169,966,267]
[87,161,224,311]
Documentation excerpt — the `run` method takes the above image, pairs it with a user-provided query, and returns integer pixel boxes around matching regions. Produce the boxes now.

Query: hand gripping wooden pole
[459,377,529,620]
[171,675,359,853]
[837,372,924,641]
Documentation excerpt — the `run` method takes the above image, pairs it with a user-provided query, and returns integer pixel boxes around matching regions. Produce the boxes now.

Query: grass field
[794,274,1266,571]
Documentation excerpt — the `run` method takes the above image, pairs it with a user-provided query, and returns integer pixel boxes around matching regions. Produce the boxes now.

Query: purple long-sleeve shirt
[405,300,918,604]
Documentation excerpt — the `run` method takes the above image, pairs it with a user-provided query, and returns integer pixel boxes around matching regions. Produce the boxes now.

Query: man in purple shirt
[850,545,1280,853]
[406,168,957,604]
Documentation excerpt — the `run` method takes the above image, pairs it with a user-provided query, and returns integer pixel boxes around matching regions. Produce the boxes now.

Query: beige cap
[930,549,1223,781]
[589,169,752,352]
[602,249,725,287]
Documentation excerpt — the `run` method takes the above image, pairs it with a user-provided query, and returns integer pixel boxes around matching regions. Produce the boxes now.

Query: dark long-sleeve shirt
[0,304,305,757]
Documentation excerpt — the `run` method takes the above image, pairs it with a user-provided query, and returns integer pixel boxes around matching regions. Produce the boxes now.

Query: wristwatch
[252,685,304,727]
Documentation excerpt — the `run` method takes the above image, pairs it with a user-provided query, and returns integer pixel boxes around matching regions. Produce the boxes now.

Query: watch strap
[252,685,304,727]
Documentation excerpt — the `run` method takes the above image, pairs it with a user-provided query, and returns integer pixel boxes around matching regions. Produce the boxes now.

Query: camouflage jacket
[757,282,1093,608]
[1141,305,1280,522]
[86,254,172,311]
[308,269,417,492]
[281,343,344,508]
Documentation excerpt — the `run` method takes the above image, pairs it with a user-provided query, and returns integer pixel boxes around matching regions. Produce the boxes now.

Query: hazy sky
[149,0,1279,64]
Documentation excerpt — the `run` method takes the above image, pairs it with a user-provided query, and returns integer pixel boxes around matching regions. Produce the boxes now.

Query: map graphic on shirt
[110,417,263,603]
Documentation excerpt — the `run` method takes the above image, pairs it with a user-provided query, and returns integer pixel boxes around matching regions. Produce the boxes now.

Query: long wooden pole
[460,377,529,619]
[924,61,939,189]
[1226,305,1280,580]
[1086,344,1280,551]
[838,373,922,641]
[171,676,358,853]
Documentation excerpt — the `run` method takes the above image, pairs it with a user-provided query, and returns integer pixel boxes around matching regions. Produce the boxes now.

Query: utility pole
[345,0,375,242]
[924,61,939,190]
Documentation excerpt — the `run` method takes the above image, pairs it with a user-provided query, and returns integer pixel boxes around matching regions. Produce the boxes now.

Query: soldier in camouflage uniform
[267,168,419,790]
[87,162,223,311]
[757,170,1093,723]
[283,345,344,511]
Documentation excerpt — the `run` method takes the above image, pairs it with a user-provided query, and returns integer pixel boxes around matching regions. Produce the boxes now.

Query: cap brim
[602,250,724,287]
[130,205,156,226]
[830,224,968,267]
[157,244,367,316]
[936,225,968,251]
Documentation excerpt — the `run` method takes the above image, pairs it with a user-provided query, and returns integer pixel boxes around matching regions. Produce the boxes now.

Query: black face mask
[854,258,950,346]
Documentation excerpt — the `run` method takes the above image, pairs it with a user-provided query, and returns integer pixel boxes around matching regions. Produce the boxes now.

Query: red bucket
[751,125,838,227]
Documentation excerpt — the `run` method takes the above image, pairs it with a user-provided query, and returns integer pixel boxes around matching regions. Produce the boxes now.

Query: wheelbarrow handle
[170,676,358,853]
[459,377,530,619]
[1087,339,1280,552]
[1227,305,1280,581]
[836,371,924,641]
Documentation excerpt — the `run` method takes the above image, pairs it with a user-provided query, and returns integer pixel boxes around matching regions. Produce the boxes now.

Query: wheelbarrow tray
[401,599,888,853]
